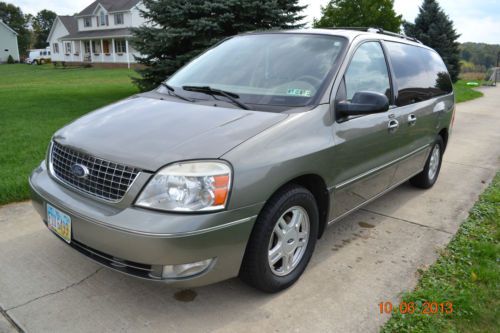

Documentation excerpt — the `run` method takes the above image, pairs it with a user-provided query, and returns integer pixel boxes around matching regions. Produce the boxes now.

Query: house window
[114,13,124,25]
[115,39,126,53]
[84,41,91,53]
[52,43,59,54]
[99,11,107,26]
[84,17,92,27]
[92,40,102,53]
[65,42,72,54]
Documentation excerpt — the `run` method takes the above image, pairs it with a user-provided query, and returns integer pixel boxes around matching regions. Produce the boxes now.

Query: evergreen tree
[313,0,402,32]
[404,0,461,82]
[132,0,307,91]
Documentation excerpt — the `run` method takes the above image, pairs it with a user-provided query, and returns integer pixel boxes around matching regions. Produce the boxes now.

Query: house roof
[59,16,78,35]
[0,19,18,35]
[78,0,141,16]
[60,28,133,40]
[47,15,78,42]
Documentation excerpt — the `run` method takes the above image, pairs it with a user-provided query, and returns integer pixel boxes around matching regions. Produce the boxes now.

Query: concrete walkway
[1,87,499,333]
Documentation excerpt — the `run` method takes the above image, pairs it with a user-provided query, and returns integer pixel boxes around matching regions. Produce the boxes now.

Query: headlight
[135,161,231,212]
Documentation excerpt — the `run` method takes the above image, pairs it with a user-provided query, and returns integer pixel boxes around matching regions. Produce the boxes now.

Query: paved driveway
[1,87,499,333]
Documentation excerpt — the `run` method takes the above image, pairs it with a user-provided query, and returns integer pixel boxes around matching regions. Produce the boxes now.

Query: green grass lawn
[382,173,500,333]
[0,64,139,205]
[453,80,484,103]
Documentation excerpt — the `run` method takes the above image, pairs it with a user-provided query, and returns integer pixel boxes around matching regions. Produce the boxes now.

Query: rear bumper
[29,162,261,287]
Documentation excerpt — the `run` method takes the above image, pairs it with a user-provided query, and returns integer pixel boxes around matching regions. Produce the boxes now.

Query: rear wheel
[410,136,444,189]
[240,184,318,293]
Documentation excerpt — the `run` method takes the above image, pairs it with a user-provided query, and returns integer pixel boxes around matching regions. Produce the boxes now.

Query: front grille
[50,141,140,202]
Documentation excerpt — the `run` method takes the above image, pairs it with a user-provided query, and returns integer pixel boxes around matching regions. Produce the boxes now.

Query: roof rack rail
[323,27,422,44]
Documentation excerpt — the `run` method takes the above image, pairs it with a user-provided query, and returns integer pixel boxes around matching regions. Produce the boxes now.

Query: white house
[47,0,146,67]
[0,20,20,63]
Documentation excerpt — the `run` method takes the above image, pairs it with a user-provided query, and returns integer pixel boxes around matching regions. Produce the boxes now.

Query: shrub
[7,55,15,64]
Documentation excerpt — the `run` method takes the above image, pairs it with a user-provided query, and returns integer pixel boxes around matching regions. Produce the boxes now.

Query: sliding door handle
[408,114,417,126]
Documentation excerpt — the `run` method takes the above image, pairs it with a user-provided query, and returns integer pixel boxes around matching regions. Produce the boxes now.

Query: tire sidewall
[426,137,444,186]
[254,187,319,290]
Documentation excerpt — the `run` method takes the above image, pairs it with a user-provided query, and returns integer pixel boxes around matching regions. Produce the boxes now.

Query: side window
[343,42,391,101]
[385,42,452,107]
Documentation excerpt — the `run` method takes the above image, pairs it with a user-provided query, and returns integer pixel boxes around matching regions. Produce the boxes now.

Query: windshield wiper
[182,85,251,110]
[161,82,195,102]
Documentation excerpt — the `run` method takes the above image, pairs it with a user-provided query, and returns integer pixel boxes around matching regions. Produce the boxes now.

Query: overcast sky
[12,0,500,44]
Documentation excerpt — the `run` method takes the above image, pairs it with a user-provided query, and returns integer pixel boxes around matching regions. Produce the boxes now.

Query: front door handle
[388,119,399,131]
[408,114,417,126]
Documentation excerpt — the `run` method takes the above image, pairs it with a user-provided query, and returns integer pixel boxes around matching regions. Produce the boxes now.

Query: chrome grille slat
[50,142,140,202]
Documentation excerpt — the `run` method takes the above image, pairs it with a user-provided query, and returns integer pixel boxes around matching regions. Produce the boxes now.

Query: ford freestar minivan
[30,28,454,293]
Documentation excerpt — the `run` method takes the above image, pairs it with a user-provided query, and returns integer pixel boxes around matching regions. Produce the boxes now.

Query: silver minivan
[30,28,455,293]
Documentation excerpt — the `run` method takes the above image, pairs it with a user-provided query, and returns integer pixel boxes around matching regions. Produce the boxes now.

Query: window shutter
[96,17,99,27]
[106,15,109,26]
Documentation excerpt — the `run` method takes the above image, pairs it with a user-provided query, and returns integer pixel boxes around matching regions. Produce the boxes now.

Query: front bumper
[29,162,261,287]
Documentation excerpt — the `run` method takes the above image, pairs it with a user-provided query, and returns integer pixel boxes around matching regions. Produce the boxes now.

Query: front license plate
[46,204,71,243]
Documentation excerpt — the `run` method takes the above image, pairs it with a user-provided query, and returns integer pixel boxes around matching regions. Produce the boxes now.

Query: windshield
[167,33,346,108]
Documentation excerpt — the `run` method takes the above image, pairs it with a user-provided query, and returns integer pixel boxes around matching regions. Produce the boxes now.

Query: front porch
[54,38,136,68]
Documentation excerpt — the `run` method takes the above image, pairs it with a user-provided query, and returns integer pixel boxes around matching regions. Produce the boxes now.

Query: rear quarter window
[385,42,452,107]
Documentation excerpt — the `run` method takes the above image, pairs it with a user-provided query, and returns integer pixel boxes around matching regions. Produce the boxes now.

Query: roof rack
[324,27,422,44]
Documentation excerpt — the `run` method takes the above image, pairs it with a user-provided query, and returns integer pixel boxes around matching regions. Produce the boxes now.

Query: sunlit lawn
[0,64,139,204]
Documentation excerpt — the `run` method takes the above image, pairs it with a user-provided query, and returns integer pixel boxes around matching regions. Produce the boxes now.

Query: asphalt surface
[0,86,499,333]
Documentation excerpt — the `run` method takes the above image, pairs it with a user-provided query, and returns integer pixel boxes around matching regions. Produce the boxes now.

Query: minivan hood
[53,96,287,171]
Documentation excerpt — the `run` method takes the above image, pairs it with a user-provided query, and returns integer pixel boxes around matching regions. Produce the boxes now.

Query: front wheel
[240,184,318,293]
[410,136,444,189]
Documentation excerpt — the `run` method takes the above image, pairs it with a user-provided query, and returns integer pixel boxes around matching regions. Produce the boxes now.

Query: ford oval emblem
[71,164,89,179]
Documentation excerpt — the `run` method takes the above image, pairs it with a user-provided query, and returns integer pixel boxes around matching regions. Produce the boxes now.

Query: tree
[313,0,402,32]
[32,9,57,49]
[404,0,461,82]
[459,42,500,70]
[0,2,31,57]
[132,0,307,91]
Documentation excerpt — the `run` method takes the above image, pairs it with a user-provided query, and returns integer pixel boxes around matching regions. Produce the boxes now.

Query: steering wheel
[295,75,322,86]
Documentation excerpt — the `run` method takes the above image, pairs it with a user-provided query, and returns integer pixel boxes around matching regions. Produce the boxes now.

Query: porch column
[125,39,130,69]
[89,40,93,63]
[101,39,104,63]
[80,41,84,62]
[71,41,75,62]
[112,38,116,63]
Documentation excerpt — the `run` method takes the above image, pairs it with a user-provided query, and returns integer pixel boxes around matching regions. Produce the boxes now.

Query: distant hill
[459,42,500,72]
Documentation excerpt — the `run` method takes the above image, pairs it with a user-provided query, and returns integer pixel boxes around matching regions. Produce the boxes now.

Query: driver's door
[329,41,401,219]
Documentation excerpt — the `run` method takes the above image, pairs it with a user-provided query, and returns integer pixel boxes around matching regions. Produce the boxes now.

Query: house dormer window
[114,13,124,25]
[99,11,108,26]
[84,17,92,27]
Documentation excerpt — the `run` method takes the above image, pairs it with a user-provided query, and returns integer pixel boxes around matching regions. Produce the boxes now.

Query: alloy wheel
[268,206,310,276]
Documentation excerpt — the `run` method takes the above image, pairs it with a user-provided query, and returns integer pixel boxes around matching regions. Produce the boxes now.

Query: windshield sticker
[287,88,311,97]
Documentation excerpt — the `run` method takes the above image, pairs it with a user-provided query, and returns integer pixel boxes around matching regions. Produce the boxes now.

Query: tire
[410,136,444,189]
[240,184,319,293]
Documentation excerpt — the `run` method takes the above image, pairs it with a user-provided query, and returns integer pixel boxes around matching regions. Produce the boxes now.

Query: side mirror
[336,91,389,116]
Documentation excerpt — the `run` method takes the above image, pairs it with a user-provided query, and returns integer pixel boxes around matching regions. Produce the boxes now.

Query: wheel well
[438,128,449,151]
[289,174,330,238]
